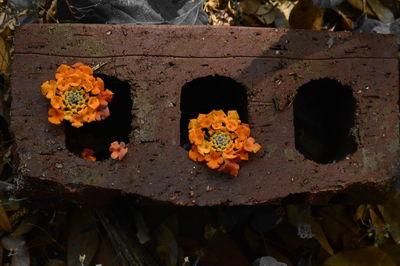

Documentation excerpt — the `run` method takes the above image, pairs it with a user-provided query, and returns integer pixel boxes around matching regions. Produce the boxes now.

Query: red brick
[11,24,399,205]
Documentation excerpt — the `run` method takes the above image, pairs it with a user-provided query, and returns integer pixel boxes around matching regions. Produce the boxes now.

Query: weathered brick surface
[11,24,399,205]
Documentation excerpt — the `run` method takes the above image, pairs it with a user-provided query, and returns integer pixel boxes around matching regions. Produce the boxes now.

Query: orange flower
[92,78,104,95]
[244,137,262,153]
[187,109,261,176]
[205,150,224,169]
[40,63,113,127]
[73,62,93,75]
[50,96,64,109]
[48,108,64,125]
[219,159,240,176]
[81,148,96,162]
[197,140,212,155]
[189,128,205,145]
[41,80,57,99]
[235,124,250,140]
[189,146,205,162]
[88,97,100,109]
[226,119,239,131]
[227,110,240,120]
[109,141,128,160]
[95,104,110,121]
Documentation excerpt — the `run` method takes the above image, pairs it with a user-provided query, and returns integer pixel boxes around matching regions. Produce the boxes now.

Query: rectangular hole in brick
[180,75,248,149]
[293,78,357,164]
[65,75,133,161]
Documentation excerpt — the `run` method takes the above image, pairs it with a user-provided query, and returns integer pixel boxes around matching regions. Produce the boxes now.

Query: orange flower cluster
[188,110,261,176]
[109,141,128,160]
[81,148,96,162]
[40,62,113,128]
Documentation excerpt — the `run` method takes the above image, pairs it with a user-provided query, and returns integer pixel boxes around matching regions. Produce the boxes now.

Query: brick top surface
[11,24,399,205]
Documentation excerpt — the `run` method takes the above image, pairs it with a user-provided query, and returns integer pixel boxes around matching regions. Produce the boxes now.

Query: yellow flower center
[63,87,87,111]
[210,131,232,151]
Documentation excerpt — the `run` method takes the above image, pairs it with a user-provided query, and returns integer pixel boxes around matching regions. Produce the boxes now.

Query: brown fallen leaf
[154,224,179,266]
[379,243,400,264]
[256,3,277,25]
[377,193,400,244]
[303,215,334,255]
[0,35,9,73]
[368,207,389,245]
[367,0,394,23]
[91,237,122,266]
[11,215,39,237]
[275,0,296,28]
[323,246,396,266]
[67,208,99,266]
[203,231,251,266]
[286,205,334,255]
[289,0,325,30]
[1,235,30,266]
[240,0,261,15]
[317,205,364,250]
[354,204,367,222]
[347,0,374,16]
[0,205,12,232]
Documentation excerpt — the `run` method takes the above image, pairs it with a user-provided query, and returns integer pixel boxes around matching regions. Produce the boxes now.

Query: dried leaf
[154,225,178,266]
[67,209,99,266]
[312,0,345,8]
[347,0,375,16]
[318,206,363,250]
[289,0,325,30]
[367,0,394,23]
[324,246,396,266]
[204,224,218,240]
[275,0,296,28]
[11,215,39,237]
[91,238,122,266]
[354,204,367,222]
[58,0,208,25]
[0,36,9,73]
[379,243,400,265]
[377,194,400,244]
[253,256,288,266]
[240,0,261,15]
[1,235,30,266]
[256,4,277,25]
[286,205,334,255]
[169,0,208,25]
[303,216,334,255]
[205,231,252,266]
[352,13,391,33]
[369,207,389,245]
[0,205,11,232]
[135,211,150,244]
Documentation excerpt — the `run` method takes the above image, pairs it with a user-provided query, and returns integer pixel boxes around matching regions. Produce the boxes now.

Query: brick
[11,24,399,205]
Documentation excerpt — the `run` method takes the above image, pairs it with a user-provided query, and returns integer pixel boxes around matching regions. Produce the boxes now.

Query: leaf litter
[0,0,400,265]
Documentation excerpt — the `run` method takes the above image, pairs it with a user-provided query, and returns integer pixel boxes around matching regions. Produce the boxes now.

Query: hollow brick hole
[180,75,248,149]
[65,75,133,161]
[293,78,357,164]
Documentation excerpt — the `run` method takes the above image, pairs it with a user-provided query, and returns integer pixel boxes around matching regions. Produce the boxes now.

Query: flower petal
[219,159,240,176]
[88,97,100,109]
[227,110,240,121]
[41,80,57,99]
[50,96,64,109]
[48,108,64,125]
